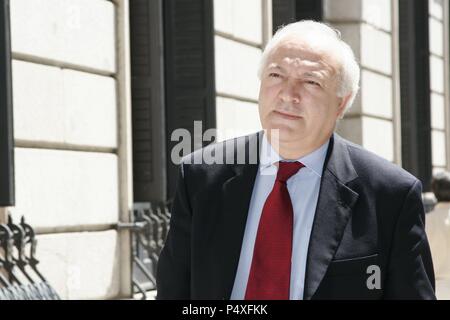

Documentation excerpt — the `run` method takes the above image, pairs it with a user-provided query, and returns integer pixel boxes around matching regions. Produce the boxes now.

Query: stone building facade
[1,0,449,299]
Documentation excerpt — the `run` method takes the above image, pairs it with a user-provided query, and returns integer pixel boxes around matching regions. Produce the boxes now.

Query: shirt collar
[259,132,330,178]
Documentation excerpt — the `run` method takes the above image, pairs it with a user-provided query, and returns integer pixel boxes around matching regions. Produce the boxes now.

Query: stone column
[324,0,400,164]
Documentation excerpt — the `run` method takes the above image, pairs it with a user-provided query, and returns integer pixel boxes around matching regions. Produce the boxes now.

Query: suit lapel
[217,131,262,299]
[303,133,359,300]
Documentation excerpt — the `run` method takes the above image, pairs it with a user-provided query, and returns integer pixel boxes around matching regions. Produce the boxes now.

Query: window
[273,0,323,33]
[129,0,216,203]
[398,0,433,190]
[129,0,167,203]
[0,0,14,207]
[163,0,216,200]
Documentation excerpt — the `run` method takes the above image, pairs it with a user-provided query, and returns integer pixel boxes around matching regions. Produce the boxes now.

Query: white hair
[258,20,360,115]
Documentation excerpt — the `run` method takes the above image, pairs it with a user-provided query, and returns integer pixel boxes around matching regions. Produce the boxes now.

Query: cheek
[303,100,337,125]
[309,92,339,112]
[260,86,279,110]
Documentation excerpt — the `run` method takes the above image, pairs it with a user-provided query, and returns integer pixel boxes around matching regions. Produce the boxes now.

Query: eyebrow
[267,64,285,72]
[266,63,330,82]
[303,71,324,79]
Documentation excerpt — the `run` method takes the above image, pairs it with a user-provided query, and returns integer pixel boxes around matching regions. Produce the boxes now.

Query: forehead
[266,38,339,74]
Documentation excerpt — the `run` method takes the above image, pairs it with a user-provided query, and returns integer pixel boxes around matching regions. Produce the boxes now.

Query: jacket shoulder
[339,136,419,190]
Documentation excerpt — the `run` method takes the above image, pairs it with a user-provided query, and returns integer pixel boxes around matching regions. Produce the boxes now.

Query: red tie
[245,161,304,300]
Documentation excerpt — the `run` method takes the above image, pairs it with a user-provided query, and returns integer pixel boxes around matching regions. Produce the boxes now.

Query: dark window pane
[0,0,14,207]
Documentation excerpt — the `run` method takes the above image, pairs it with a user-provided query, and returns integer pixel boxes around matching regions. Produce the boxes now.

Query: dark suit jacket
[156,131,436,300]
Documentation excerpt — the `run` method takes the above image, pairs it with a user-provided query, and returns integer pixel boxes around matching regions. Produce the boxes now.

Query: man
[156,20,436,300]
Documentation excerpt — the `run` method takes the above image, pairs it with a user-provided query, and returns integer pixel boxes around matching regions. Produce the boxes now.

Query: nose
[279,81,301,104]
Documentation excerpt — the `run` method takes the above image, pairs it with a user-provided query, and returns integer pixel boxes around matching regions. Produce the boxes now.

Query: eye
[306,80,321,87]
[268,73,282,78]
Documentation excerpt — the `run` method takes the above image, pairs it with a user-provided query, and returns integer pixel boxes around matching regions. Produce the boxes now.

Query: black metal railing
[125,202,171,300]
[0,215,60,300]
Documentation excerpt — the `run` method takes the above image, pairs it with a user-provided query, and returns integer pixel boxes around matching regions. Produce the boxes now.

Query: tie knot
[276,161,304,183]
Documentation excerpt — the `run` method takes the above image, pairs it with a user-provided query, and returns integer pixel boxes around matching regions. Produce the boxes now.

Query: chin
[265,124,304,143]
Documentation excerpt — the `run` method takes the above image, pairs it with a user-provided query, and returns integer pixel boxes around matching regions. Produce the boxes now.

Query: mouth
[272,110,302,120]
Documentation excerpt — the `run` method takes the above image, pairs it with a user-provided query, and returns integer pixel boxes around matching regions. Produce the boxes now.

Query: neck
[265,131,332,160]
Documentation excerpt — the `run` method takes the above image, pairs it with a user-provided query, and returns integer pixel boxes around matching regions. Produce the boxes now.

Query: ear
[337,93,352,119]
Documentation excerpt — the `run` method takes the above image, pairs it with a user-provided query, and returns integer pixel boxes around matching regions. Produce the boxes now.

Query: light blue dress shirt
[230,133,330,300]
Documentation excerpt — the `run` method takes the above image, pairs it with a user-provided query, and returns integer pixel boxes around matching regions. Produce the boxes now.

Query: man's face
[258,37,348,147]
